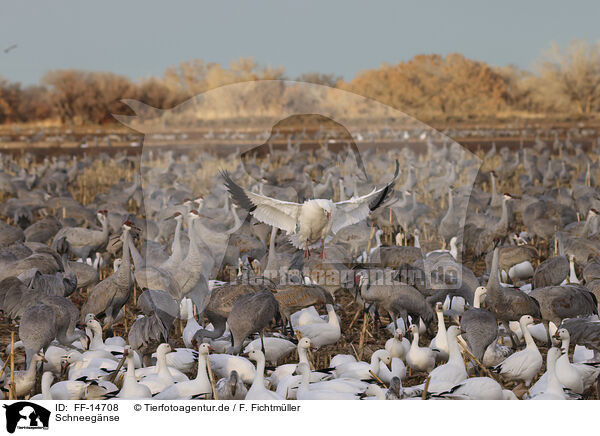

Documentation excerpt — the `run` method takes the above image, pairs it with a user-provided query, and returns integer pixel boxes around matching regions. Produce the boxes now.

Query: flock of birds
[1,128,600,401]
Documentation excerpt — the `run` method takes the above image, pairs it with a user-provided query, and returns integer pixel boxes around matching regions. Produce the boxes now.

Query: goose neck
[298,347,309,365]
[252,356,266,388]
[520,321,536,349]
[195,353,209,382]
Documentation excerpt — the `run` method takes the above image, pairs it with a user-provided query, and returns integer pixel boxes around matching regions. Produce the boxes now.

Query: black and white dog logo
[3,402,50,433]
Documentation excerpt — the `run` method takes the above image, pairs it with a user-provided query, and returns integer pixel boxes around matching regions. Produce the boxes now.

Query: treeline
[1,39,599,125]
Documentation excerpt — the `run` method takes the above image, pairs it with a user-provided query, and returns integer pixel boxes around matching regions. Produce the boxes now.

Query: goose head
[197,342,212,355]
[552,328,570,342]
[246,349,265,363]
[519,314,536,327]
[156,343,172,357]
[474,286,487,298]
[298,337,316,351]
[372,349,392,369]
[435,302,443,313]
[446,325,460,339]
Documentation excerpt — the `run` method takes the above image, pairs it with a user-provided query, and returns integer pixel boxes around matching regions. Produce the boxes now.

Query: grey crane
[51,210,109,259]
[459,287,498,362]
[192,282,262,344]
[128,289,178,366]
[559,316,600,358]
[530,284,598,346]
[79,222,133,333]
[19,303,56,368]
[226,290,279,355]
[24,215,61,243]
[357,271,433,330]
[485,247,542,349]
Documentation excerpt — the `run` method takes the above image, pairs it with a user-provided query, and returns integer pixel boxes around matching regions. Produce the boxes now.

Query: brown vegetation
[1,39,600,125]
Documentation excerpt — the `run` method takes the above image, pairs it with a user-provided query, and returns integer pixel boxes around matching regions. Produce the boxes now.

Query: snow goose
[31,372,55,400]
[427,325,467,393]
[406,324,436,373]
[553,328,600,393]
[295,363,360,400]
[245,349,284,400]
[182,299,201,349]
[529,347,567,400]
[290,306,326,329]
[209,353,256,385]
[222,162,399,258]
[138,343,176,394]
[116,348,152,399]
[334,349,391,381]
[431,377,517,400]
[296,304,341,348]
[244,337,296,365]
[63,351,118,381]
[385,328,410,360]
[492,315,543,388]
[429,302,449,362]
[154,343,212,400]
[215,370,247,400]
[269,337,329,396]
[2,353,45,398]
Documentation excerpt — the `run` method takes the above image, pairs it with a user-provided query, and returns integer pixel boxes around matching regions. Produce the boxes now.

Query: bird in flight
[221,161,399,259]
[3,44,17,54]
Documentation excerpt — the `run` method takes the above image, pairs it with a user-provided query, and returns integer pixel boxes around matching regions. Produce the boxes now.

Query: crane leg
[260,330,266,356]
[304,245,310,258]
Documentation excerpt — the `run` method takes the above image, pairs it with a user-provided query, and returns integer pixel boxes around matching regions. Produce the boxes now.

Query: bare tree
[536,39,600,114]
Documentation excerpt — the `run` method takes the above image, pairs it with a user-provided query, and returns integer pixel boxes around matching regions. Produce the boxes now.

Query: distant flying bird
[3,44,17,54]
[221,161,399,258]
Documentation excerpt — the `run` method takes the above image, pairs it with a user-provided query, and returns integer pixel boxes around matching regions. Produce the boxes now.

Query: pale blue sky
[1,0,599,85]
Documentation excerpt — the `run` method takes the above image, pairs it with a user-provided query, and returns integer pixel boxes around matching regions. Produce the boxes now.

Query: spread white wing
[221,172,301,233]
[331,161,399,234]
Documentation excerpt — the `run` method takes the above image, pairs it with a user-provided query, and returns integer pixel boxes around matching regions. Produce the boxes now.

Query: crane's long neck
[498,198,509,231]
[116,230,132,285]
[171,218,183,261]
[486,248,500,295]
[128,237,145,270]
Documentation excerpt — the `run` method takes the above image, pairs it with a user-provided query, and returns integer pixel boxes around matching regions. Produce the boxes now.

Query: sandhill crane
[52,210,109,259]
[459,286,498,362]
[192,282,263,344]
[485,247,542,349]
[530,284,598,346]
[129,289,179,366]
[226,290,279,355]
[24,215,61,243]
[79,222,134,333]
[221,161,399,258]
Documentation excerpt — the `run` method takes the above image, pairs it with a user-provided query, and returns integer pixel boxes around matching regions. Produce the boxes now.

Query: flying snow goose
[221,162,399,258]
